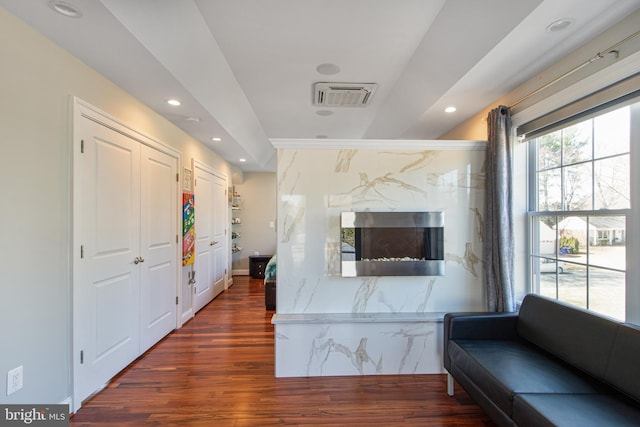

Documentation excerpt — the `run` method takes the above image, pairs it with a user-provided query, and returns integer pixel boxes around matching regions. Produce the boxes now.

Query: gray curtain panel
[485,106,515,312]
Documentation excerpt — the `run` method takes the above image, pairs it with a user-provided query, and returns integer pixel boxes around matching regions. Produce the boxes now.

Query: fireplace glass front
[341,211,444,277]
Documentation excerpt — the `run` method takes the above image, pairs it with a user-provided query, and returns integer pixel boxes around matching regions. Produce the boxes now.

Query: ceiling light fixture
[48,0,83,18]
[167,99,181,106]
[445,106,457,113]
[239,158,247,162]
[211,137,222,142]
[185,117,200,123]
[546,18,574,33]
[316,63,341,75]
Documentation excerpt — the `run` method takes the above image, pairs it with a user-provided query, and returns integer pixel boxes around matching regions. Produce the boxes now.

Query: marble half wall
[271,139,486,377]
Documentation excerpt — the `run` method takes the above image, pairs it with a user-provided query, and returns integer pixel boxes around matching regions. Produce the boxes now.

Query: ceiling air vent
[313,82,377,107]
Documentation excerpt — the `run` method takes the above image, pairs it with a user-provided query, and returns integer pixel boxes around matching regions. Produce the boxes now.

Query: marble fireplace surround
[270,139,486,378]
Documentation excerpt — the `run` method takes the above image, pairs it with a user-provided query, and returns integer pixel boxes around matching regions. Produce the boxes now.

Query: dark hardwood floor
[71,276,496,426]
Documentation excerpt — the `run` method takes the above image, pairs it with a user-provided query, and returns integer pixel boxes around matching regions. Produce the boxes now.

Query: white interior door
[193,162,227,312]
[193,165,215,312]
[74,116,142,404]
[73,100,180,410]
[139,145,178,353]
[212,173,227,296]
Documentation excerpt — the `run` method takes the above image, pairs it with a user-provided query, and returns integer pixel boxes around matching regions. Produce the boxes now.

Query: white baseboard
[232,269,249,276]
[59,396,72,413]
[181,308,193,326]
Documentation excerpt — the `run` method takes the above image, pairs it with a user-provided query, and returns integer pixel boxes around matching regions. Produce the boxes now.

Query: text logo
[1,405,68,427]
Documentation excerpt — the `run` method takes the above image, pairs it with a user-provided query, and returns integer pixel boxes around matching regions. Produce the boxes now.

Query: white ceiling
[2,0,640,171]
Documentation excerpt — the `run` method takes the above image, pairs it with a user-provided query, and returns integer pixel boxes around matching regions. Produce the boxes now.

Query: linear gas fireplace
[341,211,444,277]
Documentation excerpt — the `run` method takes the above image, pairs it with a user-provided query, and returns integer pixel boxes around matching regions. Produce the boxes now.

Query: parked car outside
[540,258,566,274]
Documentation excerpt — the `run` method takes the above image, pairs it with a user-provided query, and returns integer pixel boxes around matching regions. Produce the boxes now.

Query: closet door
[193,164,216,312]
[211,172,227,298]
[193,162,227,313]
[139,145,178,353]
[73,101,180,410]
[75,118,142,404]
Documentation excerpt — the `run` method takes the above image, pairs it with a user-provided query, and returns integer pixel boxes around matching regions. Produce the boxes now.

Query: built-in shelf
[231,191,242,254]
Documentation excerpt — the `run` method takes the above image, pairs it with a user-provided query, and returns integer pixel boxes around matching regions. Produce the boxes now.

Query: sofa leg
[447,372,454,396]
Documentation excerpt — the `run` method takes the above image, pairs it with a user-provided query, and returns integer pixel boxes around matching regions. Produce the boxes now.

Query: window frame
[525,100,639,322]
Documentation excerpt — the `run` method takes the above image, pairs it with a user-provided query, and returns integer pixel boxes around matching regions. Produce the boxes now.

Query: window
[528,103,635,321]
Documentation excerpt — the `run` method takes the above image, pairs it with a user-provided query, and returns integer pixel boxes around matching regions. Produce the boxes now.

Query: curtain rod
[509,29,640,109]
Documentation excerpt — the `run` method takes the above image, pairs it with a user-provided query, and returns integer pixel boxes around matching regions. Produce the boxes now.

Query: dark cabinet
[249,255,272,279]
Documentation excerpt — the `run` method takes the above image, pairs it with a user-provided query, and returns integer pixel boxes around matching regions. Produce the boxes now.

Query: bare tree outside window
[530,104,632,321]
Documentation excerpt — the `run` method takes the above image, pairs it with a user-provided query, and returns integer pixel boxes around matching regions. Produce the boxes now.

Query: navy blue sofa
[444,294,640,427]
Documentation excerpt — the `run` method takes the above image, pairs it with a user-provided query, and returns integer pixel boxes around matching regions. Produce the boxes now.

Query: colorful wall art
[182,192,195,266]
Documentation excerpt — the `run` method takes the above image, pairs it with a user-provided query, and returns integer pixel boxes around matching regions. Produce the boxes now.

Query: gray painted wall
[232,172,277,272]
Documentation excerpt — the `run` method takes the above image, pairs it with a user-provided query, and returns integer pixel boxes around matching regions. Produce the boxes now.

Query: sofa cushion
[604,322,640,401]
[448,339,605,417]
[517,294,620,380]
[513,393,640,427]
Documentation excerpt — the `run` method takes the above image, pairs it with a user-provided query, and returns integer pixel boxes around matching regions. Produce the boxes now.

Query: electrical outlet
[7,366,23,396]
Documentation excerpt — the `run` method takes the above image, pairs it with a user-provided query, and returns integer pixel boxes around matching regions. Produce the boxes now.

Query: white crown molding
[269,138,486,151]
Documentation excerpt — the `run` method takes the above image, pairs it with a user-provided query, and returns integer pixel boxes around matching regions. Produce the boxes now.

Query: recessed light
[211,137,222,142]
[445,106,457,113]
[546,18,574,33]
[316,63,341,75]
[239,158,247,162]
[185,117,200,123]
[167,99,181,106]
[48,1,82,18]
[316,110,333,116]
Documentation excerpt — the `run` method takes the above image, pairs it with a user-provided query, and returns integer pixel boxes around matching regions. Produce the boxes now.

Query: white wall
[272,141,485,377]
[0,7,235,405]
[232,172,277,273]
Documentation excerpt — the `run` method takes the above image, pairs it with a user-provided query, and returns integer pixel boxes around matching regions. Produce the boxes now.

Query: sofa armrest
[443,312,519,371]
[445,312,520,340]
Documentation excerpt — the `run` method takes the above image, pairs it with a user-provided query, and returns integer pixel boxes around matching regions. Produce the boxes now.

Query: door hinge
[176,173,179,182]
[80,245,84,259]
[176,234,179,244]
[176,296,179,305]
[80,139,84,154]
[80,350,84,364]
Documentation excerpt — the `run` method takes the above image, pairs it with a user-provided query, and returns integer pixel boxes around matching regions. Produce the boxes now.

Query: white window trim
[523,102,639,324]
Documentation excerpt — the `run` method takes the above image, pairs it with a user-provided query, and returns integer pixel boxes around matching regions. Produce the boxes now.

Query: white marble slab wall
[273,315,443,377]
[272,140,486,377]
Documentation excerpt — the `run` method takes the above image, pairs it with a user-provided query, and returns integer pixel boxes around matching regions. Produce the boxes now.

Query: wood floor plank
[70,276,495,426]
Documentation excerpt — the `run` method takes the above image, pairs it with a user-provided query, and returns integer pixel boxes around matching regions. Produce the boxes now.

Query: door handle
[210,240,218,246]
[134,257,145,264]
